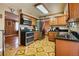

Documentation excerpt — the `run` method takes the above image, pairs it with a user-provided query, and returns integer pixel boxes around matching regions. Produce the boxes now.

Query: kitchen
[0,3,79,56]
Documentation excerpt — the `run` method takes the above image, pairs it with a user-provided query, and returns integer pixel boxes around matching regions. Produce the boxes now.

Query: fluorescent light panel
[36,4,48,14]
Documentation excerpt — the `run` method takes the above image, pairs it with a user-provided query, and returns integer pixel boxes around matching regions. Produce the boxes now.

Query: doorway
[4,11,19,56]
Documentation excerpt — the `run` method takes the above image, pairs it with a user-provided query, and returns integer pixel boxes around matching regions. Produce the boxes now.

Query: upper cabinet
[50,18,58,25]
[30,18,36,26]
[50,16,67,26]
[68,3,79,19]
[56,16,67,25]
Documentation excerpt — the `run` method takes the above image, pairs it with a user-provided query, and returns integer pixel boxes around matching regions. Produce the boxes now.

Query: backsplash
[51,26,68,31]
[69,27,79,32]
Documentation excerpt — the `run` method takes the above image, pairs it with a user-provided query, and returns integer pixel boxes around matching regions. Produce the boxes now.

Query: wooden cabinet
[34,31,40,41]
[48,32,57,42]
[52,18,58,25]
[56,16,67,25]
[56,39,79,56]
[30,18,36,25]
[51,16,67,26]
[68,3,79,19]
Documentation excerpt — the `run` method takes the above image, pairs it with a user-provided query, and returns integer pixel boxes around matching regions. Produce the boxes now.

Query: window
[15,22,19,31]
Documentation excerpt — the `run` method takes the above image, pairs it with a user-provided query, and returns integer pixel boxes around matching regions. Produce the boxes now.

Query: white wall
[0,7,5,30]
[0,8,5,53]
[0,31,3,50]
[0,17,4,30]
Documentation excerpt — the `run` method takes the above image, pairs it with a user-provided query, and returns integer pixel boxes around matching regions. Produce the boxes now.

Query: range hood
[68,18,79,32]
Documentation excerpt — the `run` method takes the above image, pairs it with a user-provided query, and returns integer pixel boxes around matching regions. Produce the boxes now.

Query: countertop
[56,35,79,42]
[49,31,58,32]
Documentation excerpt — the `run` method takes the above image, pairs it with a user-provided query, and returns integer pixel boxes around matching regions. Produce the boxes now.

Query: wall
[0,9,5,30]
[0,31,3,51]
[0,8,5,53]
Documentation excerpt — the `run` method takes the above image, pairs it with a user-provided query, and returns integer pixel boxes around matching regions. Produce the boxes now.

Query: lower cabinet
[56,39,79,56]
[34,31,40,41]
[48,32,57,42]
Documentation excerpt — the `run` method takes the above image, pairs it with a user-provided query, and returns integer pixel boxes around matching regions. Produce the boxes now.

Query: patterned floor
[4,36,55,56]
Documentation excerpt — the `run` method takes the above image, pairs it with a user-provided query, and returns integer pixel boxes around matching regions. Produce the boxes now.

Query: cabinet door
[51,16,67,25]
[48,32,57,42]
[69,3,79,19]
[52,18,58,25]
[56,16,66,25]
[31,18,36,25]
[34,32,39,41]
[48,32,54,41]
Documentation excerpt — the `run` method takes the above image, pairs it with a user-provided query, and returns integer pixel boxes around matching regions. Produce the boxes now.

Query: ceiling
[0,3,66,18]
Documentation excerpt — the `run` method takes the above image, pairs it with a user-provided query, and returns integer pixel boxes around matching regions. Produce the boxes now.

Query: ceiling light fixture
[35,4,48,15]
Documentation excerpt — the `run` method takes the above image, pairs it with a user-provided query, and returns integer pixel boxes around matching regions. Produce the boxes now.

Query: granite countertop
[56,35,79,42]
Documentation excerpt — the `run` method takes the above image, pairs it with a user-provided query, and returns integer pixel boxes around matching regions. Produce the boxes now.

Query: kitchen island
[56,36,79,56]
